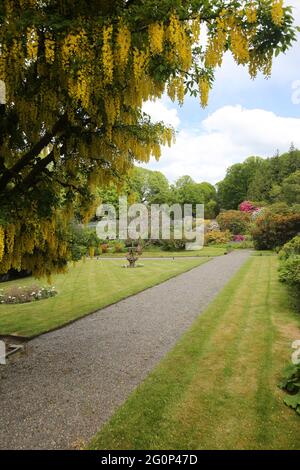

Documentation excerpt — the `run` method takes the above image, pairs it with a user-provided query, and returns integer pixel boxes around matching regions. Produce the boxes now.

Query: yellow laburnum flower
[199,78,210,108]
[102,25,114,84]
[5,224,15,254]
[45,34,55,63]
[0,226,4,262]
[167,14,182,48]
[27,27,39,60]
[271,0,284,26]
[148,22,164,54]
[246,3,257,23]
[133,48,149,81]
[230,27,250,64]
[116,22,131,69]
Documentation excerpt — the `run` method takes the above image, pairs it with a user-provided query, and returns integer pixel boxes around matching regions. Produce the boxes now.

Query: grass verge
[89,255,300,450]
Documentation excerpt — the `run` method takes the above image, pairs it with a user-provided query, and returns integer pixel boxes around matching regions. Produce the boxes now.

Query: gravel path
[0,250,251,449]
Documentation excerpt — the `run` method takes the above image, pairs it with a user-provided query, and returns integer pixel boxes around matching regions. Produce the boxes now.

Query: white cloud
[143,100,180,128]
[142,105,300,184]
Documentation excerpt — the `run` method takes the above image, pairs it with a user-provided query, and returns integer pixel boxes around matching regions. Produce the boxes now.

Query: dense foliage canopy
[0,0,296,276]
[217,146,300,210]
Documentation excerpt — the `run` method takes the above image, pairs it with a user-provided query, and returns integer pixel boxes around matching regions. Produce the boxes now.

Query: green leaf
[284,392,300,412]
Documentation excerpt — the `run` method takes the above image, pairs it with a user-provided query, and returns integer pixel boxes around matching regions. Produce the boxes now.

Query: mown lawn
[99,246,227,258]
[89,254,300,450]
[0,257,208,338]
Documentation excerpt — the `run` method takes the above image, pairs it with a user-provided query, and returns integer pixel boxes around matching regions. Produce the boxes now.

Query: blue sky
[142,0,300,185]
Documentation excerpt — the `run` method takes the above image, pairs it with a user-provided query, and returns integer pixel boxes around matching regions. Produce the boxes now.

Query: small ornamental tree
[0,0,296,276]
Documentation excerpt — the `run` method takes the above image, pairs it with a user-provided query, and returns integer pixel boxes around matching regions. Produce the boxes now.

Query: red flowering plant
[239,201,257,213]
[233,234,246,242]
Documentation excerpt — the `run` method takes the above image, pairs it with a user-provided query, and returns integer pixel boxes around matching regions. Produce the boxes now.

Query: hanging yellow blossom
[133,48,149,81]
[5,224,15,254]
[230,26,250,64]
[45,34,55,63]
[148,23,164,54]
[167,14,182,48]
[102,25,114,84]
[116,22,131,70]
[0,226,4,262]
[271,0,284,26]
[246,3,257,23]
[199,78,210,108]
[27,27,39,60]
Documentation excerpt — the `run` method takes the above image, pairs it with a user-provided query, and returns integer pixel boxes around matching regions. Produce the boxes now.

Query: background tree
[0,0,296,276]
[171,176,217,217]
[217,157,264,209]
[130,167,171,205]
[218,150,300,209]
[281,170,300,205]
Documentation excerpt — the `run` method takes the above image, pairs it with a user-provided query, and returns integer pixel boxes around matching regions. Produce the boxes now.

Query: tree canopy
[0,0,296,276]
[217,147,300,209]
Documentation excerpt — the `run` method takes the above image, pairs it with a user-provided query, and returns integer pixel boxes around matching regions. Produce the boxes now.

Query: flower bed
[0,284,57,304]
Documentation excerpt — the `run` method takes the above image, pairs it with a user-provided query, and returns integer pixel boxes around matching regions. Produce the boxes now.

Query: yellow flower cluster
[5,224,15,255]
[148,23,164,54]
[61,30,87,68]
[167,75,185,104]
[133,48,149,81]
[205,18,227,68]
[271,0,284,26]
[167,14,182,48]
[199,78,210,108]
[115,22,131,70]
[246,3,257,23]
[105,94,120,125]
[167,14,192,72]
[45,34,55,63]
[26,27,39,60]
[102,25,114,84]
[230,26,250,64]
[0,50,6,81]
[0,227,4,262]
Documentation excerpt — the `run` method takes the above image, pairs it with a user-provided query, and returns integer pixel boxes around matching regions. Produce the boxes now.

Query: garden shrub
[217,210,250,235]
[0,284,57,304]
[251,211,300,250]
[278,256,300,287]
[205,230,231,245]
[279,236,300,260]
[160,238,187,251]
[279,352,300,416]
[113,241,125,253]
[100,243,109,253]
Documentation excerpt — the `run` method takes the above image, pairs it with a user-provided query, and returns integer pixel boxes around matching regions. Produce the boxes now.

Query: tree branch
[0,114,67,190]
